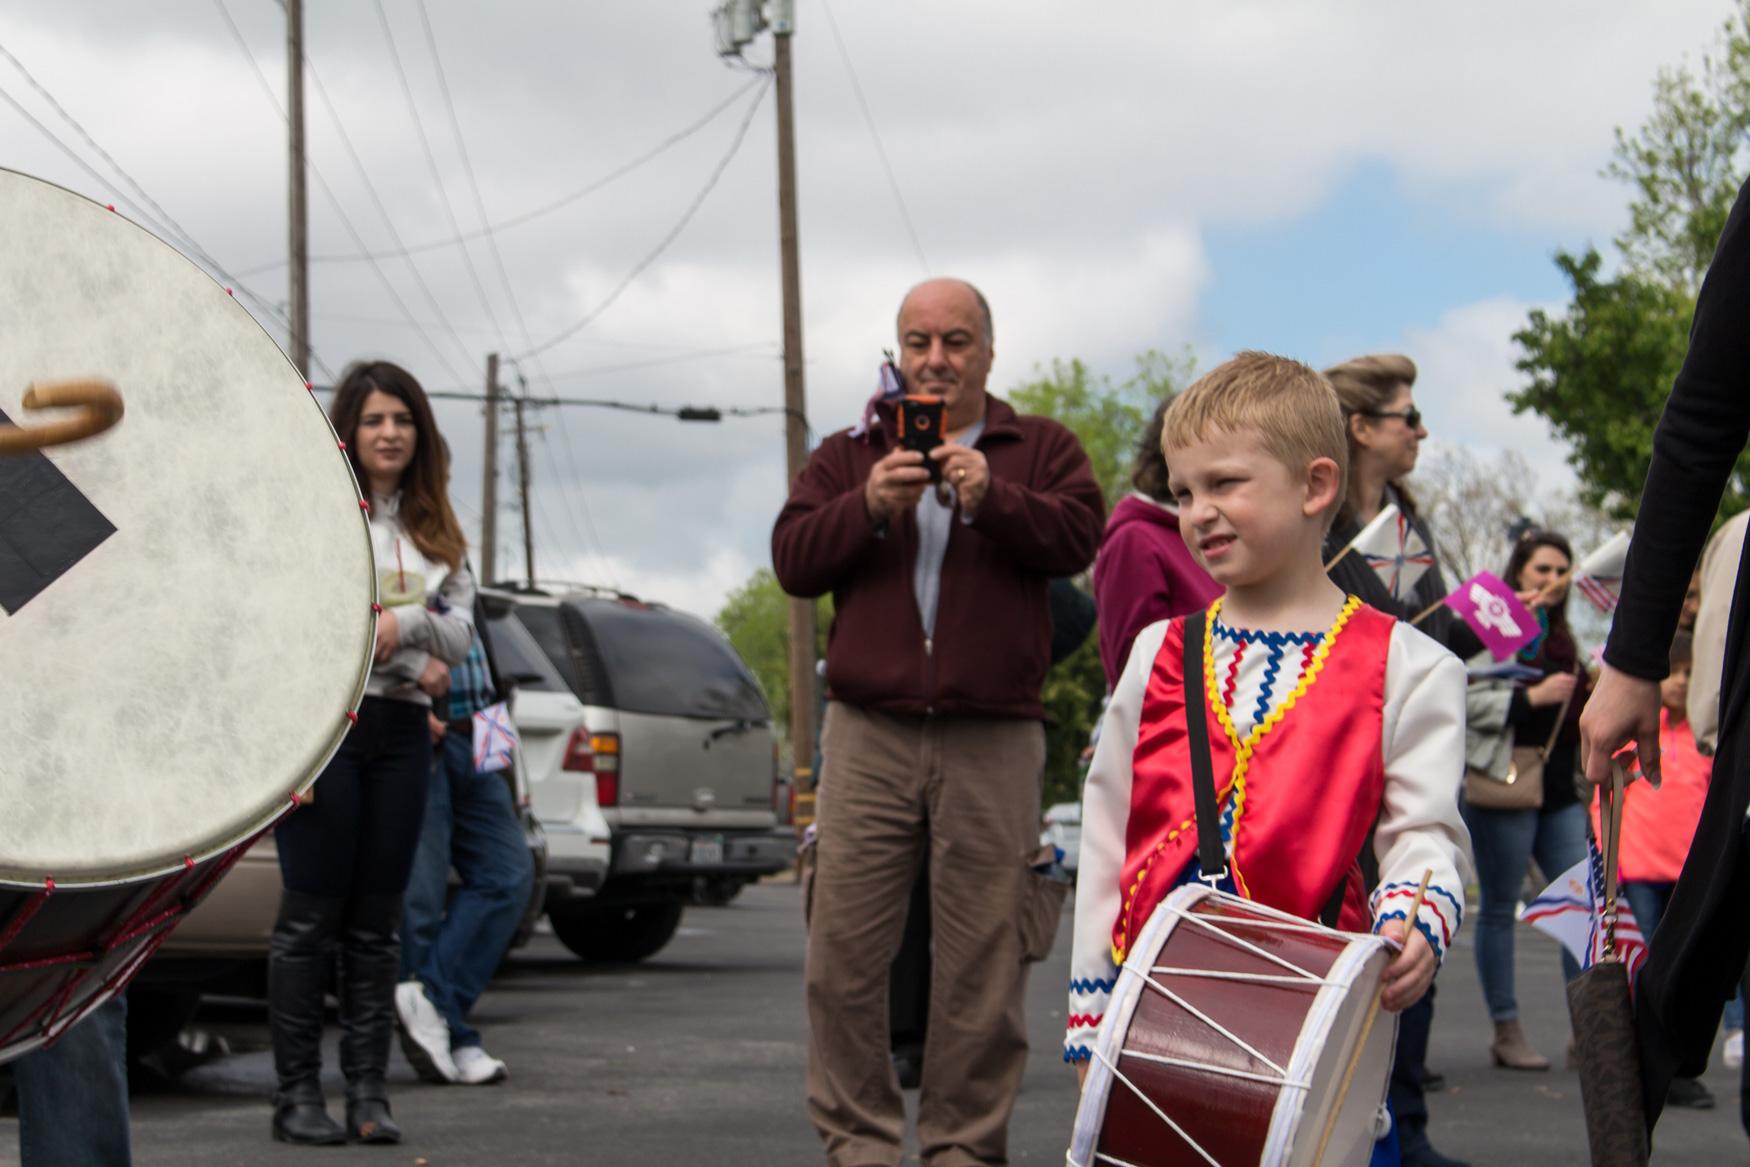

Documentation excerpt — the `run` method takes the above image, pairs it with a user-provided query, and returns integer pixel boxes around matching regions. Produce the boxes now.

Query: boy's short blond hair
[1161,351,1349,529]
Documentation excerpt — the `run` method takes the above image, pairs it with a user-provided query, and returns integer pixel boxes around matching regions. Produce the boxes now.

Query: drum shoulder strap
[1180,611,1227,883]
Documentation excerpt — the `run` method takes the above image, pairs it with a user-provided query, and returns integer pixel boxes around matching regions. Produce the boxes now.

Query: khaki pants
[805,702,1045,1167]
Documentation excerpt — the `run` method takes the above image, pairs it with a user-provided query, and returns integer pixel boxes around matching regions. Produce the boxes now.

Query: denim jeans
[13,995,130,1166]
[400,728,534,1050]
[1462,800,1588,1021]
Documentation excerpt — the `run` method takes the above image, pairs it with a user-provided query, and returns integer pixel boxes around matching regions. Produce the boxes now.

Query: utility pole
[513,394,535,585]
[285,0,310,378]
[481,353,500,584]
[771,3,816,797]
[716,0,815,795]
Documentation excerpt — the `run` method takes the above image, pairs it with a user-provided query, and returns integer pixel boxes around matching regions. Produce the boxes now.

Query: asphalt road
[0,882,1743,1164]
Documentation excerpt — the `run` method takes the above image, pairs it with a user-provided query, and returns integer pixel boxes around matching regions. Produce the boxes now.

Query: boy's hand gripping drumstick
[1311,868,1432,1167]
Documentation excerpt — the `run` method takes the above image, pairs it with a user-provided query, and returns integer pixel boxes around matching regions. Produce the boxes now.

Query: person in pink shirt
[1598,629,1716,1109]
[1092,396,1223,691]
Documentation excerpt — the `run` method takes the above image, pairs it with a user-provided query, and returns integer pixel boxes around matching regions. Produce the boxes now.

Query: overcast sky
[1,1,1730,619]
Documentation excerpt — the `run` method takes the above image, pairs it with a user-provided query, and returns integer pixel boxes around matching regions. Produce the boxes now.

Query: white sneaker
[1726,1029,1744,1069]
[452,1044,508,1086]
[394,980,458,1084]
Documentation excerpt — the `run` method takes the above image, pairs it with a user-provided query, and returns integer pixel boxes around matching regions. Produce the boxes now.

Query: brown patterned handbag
[1565,762,1650,1167]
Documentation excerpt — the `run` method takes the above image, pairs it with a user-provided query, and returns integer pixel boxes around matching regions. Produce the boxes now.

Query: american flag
[1521,839,1647,992]
[1572,531,1631,614]
[1583,836,1648,984]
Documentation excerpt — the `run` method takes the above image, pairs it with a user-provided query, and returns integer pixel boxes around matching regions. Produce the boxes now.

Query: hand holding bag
[1565,762,1650,1167]
[1463,665,1575,811]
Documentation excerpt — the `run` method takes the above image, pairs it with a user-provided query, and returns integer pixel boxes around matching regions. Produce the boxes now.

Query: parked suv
[507,585,793,963]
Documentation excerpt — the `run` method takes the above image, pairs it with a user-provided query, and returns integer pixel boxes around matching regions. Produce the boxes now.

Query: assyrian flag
[472,701,518,774]
[1521,840,1648,991]
[1572,531,1631,614]
[850,351,906,439]
[1342,504,1436,603]
[1441,571,1541,661]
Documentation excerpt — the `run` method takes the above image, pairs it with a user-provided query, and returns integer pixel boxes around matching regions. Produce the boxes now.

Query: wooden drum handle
[0,379,125,455]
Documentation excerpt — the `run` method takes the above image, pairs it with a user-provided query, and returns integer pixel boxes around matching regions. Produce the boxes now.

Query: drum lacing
[1089,1044,1225,1167]
[0,811,296,1049]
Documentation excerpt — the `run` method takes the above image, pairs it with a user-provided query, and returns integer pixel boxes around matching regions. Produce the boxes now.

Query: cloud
[0,0,1728,622]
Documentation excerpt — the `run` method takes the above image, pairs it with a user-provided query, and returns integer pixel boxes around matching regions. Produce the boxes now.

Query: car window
[484,609,567,692]
[576,601,769,722]
[512,602,613,706]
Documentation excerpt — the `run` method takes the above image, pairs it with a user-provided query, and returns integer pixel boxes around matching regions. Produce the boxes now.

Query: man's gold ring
[955,467,967,483]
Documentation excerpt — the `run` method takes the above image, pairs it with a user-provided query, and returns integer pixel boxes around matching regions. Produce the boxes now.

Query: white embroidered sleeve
[1066,620,1164,1061]
[1370,623,1472,965]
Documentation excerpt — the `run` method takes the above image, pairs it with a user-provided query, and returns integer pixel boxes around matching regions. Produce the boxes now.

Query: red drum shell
[1073,885,1395,1167]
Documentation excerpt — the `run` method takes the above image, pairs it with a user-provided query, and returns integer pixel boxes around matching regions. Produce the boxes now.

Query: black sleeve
[1604,175,1750,681]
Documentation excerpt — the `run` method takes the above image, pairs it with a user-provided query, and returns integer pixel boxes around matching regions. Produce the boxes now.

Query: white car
[1041,801,1082,876]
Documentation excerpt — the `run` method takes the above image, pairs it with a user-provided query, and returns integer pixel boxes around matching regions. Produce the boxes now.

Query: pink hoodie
[1092,493,1223,691]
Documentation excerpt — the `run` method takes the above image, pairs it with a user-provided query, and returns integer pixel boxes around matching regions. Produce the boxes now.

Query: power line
[818,0,927,273]
[230,76,765,278]
[297,37,480,375]
[0,45,336,379]
[370,0,506,353]
[211,0,473,386]
[515,71,774,360]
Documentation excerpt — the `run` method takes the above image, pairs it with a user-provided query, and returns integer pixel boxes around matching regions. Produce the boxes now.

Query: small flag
[850,351,906,439]
[1341,504,1436,603]
[1441,570,1540,661]
[1572,531,1631,613]
[1521,841,1647,989]
[472,701,518,774]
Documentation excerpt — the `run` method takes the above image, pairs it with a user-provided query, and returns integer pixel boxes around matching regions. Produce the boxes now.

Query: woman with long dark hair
[1461,530,1590,1072]
[269,361,474,1146]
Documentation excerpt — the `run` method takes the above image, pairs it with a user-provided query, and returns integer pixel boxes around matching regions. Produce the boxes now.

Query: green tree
[1512,1,1750,519]
[1008,347,1195,807]
[715,568,828,746]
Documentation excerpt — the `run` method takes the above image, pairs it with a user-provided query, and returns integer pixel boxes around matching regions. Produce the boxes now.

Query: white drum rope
[1116,1048,1311,1090]
[1148,966,1343,988]
[1164,905,1324,983]
[1090,1043,1226,1167]
[1132,966,1288,1078]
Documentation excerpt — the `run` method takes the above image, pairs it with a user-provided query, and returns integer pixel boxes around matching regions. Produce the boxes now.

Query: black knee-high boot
[269,889,348,1145]
[340,893,405,1144]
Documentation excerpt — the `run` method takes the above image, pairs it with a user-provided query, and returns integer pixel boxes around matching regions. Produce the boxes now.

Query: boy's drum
[0,169,375,1062]
[1068,884,1398,1167]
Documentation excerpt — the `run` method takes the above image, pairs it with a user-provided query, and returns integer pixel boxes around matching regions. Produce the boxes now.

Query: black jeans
[276,696,431,897]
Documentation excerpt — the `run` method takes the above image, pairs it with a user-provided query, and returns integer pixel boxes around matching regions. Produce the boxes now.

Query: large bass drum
[0,169,375,1062]
[1068,884,1398,1167]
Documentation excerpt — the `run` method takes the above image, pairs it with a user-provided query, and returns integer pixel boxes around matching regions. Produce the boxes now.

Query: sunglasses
[1363,407,1422,429]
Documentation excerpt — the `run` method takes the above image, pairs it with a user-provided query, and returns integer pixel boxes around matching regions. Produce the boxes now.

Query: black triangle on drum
[0,408,116,615]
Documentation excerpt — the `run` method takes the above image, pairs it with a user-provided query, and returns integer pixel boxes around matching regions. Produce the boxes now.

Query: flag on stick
[1521,840,1648,989]
[1440,571,1540,661]
[1572,531,1631,613]
[1327,504,1435,603]
[472,701,519,774]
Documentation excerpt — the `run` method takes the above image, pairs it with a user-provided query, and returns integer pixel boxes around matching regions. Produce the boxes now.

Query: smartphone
[898,394,945,482]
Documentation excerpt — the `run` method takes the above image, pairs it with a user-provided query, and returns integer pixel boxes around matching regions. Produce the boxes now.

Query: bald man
[773,279,1104,1167]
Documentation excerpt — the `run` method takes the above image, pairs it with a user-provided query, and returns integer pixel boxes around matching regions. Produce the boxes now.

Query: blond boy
[1067,353,1470,1084]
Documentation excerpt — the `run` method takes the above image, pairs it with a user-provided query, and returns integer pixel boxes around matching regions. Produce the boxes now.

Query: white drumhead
[0,169,373,886]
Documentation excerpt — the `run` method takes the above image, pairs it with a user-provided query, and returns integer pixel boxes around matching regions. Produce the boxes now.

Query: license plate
[690,837,724,865]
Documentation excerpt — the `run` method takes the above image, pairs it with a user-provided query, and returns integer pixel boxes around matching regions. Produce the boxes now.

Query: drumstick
[1311,868,1432,1167]
[0,379,124,456]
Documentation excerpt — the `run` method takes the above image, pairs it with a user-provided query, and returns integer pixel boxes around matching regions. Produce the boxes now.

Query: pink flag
[1442,570,1540,661]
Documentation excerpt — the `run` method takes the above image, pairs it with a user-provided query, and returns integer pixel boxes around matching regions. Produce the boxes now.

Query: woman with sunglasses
[1322,353,1469,1167]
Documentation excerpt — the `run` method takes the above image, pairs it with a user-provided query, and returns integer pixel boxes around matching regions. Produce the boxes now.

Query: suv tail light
[562,729,621,807]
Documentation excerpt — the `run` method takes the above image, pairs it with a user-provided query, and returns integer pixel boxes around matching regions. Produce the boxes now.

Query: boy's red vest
[1111,599,1394,964]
